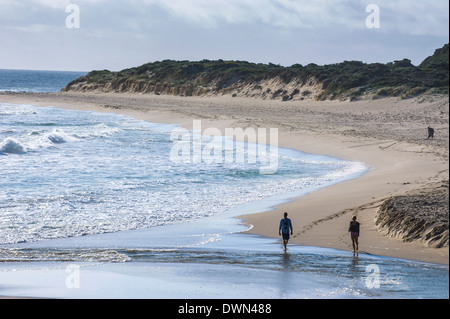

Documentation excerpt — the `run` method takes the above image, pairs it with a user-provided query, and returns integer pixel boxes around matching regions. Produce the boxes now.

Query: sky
[0,0,448,71]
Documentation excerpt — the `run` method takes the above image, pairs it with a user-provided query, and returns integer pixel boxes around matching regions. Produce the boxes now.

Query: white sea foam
[0,103,37,116]
[72,123,122,139]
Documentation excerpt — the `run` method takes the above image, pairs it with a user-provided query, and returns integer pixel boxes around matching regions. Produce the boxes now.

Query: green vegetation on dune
[420,44,449,69]
[64,44,449,101]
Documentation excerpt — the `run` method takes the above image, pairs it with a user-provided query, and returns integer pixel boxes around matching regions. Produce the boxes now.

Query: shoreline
[1,91,448,265]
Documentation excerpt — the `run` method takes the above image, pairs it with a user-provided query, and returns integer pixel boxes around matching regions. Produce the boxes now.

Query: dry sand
[1,91,448,265]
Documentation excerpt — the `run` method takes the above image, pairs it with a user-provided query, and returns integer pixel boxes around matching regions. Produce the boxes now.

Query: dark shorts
[282,232,290,240]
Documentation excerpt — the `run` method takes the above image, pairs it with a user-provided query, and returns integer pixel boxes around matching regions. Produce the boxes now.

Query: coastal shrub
[63,44,449,100]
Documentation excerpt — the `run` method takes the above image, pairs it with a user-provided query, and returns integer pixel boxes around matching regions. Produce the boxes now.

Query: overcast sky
[0,0,448,71]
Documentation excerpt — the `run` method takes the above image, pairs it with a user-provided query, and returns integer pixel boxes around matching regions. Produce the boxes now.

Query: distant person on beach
[279,212,293,251]
[348,216,360,253]
[427,127,435,140]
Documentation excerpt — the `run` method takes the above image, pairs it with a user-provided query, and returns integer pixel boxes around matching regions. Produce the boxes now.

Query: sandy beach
[1,91,448,265]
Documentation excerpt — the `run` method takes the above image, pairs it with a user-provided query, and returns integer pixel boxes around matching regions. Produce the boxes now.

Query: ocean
[0,70,448,299]
[0,69,86,93]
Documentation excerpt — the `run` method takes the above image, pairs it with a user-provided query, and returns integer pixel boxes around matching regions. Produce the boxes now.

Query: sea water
[0,69,86,93]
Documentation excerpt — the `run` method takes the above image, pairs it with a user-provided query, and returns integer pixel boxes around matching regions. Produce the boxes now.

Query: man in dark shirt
[348,216,360,253]
[427,127,435,140]
[279,212,293,251]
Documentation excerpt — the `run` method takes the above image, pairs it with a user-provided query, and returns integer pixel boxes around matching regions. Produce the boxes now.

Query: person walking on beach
[348,216,360,253]
[427,127,435,140]
[279,212,293,251]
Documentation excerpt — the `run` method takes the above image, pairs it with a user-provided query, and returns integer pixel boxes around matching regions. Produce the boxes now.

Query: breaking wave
[0,138,26,154]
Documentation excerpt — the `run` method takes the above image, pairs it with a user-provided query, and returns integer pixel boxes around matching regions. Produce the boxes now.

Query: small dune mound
[375,180,449,248]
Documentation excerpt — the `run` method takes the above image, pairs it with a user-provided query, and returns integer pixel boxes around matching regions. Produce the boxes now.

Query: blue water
[0,69,86,93]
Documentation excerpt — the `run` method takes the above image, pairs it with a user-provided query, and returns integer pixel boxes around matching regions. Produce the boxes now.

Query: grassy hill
[63,43,449,101]
[420,44,449,69]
